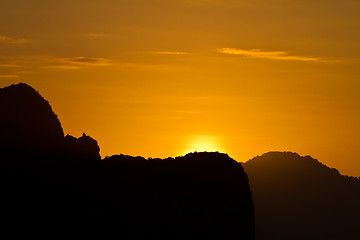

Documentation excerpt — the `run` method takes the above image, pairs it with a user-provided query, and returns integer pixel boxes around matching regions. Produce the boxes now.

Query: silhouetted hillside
[0,83,64,153]
[0,83,103,220]
[0,83,255,240]
[243,152,360,240]
[102,152,254,239]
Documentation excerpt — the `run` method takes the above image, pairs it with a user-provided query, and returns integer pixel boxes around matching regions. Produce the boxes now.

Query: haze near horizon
[1,0,360,176]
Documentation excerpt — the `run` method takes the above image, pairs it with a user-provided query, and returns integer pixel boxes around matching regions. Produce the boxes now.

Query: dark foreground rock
[0,83,254,240]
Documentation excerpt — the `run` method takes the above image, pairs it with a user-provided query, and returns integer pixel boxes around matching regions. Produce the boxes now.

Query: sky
[1,0,360,176]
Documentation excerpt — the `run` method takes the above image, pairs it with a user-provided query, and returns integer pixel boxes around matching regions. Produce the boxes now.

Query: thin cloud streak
[151,51,189,55]
[59,57,112,66]
[0,35,28,44]
[81,33,110,38]
[0,63,21,68]
[51,65,82,70]
[0,74,20,78]
[218,48,321,62]
[0,56,112,77]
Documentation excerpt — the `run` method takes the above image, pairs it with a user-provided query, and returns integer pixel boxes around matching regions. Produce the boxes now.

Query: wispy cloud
[50,65,82,70]
[182,0,234,6]
[218,48,321,62]
[151,51,189,55]
[0,57,28,78]
[0,55,112,77]
[0,63,21,68]
[0,74,20,78]
[58,57,111,66]
[0,35,28,44]
[81,33,110,38]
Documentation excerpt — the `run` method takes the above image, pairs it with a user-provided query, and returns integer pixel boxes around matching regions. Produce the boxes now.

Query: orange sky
[1,0,360,176]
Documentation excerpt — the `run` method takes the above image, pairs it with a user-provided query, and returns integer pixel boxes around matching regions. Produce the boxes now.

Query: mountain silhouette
[102,153,255,239]
[0,83,64,153]
[0,83,255,240]
[243,151,360,240]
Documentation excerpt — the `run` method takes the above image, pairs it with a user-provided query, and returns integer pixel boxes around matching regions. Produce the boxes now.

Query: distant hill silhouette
[0,83,255,240]
[243,152,360,240]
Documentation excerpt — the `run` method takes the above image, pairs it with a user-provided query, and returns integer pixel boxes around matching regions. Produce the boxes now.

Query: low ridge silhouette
[244,152,360,240]
[0,83,254,240]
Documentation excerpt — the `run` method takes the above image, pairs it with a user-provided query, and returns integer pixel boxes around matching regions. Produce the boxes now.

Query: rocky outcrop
[0,83,64,153]
[0,83,255,240]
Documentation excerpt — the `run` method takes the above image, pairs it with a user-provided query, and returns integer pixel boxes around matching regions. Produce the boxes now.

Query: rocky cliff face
[0,83,101,161]
[0,83,64,153]
[0,83,255,240]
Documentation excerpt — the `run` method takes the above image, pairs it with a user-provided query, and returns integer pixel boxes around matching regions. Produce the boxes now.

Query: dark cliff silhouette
[243,152,360,240]
[0,83,254,240]
[102,153,254,239]
[0,83,64,153]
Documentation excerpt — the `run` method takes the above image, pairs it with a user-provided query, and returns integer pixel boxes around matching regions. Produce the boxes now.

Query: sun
[181,135,225,155]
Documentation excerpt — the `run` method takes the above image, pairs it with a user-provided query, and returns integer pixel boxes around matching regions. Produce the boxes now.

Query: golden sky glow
[1,0,360,176]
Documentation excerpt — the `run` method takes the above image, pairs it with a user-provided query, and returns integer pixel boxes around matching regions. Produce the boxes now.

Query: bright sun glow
[181,135,225,155]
